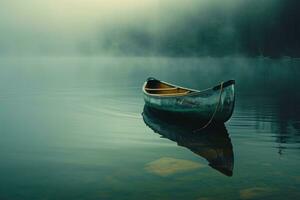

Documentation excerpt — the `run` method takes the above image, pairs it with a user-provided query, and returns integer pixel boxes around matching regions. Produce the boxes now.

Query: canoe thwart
[145,87,178,91]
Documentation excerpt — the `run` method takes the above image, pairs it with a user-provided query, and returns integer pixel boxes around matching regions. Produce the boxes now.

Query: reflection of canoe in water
[142,106,234,176]
[143,78,235,122]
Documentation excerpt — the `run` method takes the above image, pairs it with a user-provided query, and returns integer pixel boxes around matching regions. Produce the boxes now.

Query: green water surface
[0,57,299,200]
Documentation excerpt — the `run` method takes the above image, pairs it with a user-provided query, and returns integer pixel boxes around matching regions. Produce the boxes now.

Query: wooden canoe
[142,105,234,176]
[143,78,235,123]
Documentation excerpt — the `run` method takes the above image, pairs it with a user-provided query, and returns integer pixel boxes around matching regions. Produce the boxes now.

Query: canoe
[143,77,235,123]
[142,105,234,176]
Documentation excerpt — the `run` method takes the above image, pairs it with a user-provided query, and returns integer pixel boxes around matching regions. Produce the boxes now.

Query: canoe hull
[143,81,235,123]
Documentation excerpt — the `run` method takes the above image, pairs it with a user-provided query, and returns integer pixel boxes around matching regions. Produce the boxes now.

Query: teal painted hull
[143,79,235,123]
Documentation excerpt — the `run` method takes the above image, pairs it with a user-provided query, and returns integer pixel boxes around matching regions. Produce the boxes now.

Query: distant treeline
[79,0,300,57]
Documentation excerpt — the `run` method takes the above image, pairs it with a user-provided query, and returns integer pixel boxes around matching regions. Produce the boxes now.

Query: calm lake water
[0,57,299,200]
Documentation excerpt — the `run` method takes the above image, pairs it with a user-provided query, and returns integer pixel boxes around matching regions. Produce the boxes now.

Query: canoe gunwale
[143,79,235,98]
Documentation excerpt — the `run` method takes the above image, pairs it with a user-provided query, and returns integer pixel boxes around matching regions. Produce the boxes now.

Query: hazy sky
[0,0,161,55]
[0,0,233,54]
[0,0,298,56]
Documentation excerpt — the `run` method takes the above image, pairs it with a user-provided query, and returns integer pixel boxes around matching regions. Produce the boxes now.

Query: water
[0,57,299,200]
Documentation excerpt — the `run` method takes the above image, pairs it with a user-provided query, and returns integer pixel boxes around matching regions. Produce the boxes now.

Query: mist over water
[1,0,299,57]
[0,1,300,199]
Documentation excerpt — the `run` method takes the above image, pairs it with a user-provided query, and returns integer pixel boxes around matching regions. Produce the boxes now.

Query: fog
[0,0,299,57]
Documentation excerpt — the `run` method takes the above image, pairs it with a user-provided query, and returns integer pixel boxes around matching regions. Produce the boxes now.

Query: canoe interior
[144,79,193,96]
